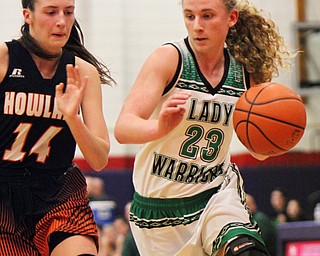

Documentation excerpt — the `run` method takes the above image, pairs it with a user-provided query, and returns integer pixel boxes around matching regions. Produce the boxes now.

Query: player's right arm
[0,43,9,84]
[114,45,189,144]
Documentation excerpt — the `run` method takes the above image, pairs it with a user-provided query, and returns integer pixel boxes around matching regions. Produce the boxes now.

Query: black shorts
[0,165,98,256]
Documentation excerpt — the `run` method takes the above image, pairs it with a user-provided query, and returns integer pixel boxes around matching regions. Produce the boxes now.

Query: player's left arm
[0,43,9,84]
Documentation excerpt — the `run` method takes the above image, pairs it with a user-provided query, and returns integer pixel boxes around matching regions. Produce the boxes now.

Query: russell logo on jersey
[9,68,25,78]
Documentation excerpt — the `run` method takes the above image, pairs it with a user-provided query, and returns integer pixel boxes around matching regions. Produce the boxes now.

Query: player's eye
[185,13,195,20]
[203,13,213,19]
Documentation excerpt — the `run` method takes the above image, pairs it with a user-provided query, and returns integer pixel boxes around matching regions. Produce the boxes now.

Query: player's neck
[32,52,62,79]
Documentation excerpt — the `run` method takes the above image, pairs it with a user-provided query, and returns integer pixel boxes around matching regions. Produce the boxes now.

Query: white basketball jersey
[133,38,250,198]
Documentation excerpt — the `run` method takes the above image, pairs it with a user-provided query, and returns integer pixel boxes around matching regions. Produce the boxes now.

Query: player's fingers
[171,91,191,100]
[66,64,75,85]
[55,83,64,97]
[73,65,81,88]
[164,96,189,108]
[163,106,186,115]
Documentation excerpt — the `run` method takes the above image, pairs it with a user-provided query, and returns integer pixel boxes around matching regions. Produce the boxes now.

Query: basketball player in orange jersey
[0,0,114,255]
[115,0,292,255]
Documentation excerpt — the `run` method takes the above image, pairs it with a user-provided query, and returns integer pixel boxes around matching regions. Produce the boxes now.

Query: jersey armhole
[244,69,251,89]
[162,43,182,95]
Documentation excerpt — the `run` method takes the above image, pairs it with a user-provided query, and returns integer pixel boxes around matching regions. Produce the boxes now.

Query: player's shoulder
[152,44,179,59]
[147,45,180,79]
[75,56,99,77]
[0,43,9,83]
[0,42,8,50]
[146,44,180,71]
[0,42,8,59]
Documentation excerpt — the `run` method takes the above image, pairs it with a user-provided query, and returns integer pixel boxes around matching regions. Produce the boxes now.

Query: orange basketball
[233,82,307,156]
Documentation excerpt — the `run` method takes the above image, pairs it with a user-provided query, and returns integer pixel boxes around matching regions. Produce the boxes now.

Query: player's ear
[229,9,239,28]
[23,8,32,25]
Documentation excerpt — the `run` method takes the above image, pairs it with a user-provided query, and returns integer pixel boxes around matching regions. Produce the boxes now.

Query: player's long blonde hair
[225,0,293,83]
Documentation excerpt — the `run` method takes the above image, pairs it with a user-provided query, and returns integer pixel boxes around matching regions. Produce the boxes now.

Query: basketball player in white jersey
[115,0,292,255]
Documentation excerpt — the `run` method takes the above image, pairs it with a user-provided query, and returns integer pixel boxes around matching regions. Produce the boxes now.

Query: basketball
[233,82,307,156]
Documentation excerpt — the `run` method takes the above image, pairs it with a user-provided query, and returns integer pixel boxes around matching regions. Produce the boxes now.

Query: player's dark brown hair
[20,0,115,85]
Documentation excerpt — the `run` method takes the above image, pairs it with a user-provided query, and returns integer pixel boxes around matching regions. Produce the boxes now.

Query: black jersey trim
[244,68,251,89]
[162,43,183,96]
[184,37,229,96]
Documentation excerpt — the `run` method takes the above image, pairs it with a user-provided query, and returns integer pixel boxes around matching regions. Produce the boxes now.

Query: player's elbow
[114,122,129,144]
[114,129,124,144]
[88,157,108,171]
[88,143,110,171]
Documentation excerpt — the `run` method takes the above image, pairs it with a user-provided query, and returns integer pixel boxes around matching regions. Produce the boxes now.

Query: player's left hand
[55,64,88,120]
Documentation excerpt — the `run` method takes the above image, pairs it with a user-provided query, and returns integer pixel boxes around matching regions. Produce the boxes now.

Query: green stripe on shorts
[130,185,221,229]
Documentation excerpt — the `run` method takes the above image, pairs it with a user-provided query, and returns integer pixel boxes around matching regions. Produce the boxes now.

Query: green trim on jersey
[172,39,248,97]
[130,184,222,229]
[211,223,266,256]
[218,54,248,97]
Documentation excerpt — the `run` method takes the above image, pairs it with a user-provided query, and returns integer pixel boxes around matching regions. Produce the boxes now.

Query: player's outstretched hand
[55,64,88,120]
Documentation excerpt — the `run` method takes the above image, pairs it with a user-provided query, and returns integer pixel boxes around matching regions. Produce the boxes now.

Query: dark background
[83,152,320,218]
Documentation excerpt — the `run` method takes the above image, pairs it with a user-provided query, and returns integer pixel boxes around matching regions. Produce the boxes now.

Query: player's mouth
[194,37,207,41]
[52,33,66,38]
